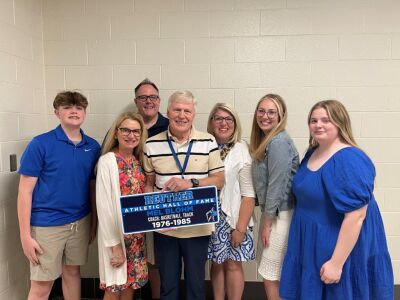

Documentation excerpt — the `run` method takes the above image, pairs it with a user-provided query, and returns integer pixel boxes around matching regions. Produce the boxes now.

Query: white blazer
[96,152,128,286]
[220,141,256,229]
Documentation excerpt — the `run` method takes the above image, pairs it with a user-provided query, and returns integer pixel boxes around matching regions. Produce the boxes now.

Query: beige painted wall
[0,0,46,298]
[1,0,400,298]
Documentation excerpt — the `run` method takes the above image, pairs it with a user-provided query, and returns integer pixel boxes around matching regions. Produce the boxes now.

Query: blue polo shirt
[19,125,100,226]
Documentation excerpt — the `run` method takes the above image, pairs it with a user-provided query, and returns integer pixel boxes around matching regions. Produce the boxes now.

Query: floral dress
[100,153,148,292]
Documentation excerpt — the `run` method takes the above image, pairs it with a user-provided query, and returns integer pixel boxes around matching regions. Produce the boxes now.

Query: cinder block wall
[1,0,399,298]
[0,0,46,298]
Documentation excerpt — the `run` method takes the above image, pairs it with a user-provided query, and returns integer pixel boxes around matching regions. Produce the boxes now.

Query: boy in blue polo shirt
[17,91,100,300]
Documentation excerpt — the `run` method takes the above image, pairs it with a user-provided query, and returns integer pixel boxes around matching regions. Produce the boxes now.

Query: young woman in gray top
[249,94,299,300]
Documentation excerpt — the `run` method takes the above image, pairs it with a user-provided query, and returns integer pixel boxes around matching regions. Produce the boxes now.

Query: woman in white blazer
[96,112,148,300]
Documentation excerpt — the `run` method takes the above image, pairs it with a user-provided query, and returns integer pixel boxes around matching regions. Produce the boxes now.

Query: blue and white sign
[120,186,219,234]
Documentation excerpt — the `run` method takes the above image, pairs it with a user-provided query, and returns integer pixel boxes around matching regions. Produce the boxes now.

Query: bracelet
[235,228,246,235]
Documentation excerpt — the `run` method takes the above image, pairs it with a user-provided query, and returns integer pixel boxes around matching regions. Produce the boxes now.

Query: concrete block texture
[1,2,400,297]
[0,113,18,142]
[235,37,286,62]
[85,0,134,16]
[113,65,161,89]
[161,11,210,38]
[135,0,183,13]
[0,0,14,25]
[286,35,338,61]
[136,39,184,64]
[211,11,260,37]
[211,63,260,88]
[162,64,210,89]
[185,38,235,64]
[44,40,88,66]
[111,14,159,39]
[66,66,113,89]
[88,40,136,65]
[0,53,16,83]
[339,35,391,60]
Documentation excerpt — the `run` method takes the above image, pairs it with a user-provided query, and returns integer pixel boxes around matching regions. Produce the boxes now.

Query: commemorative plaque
[120,186,219,234]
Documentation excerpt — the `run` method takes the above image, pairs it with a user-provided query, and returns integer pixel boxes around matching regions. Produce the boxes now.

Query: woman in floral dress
[96,112,148,300]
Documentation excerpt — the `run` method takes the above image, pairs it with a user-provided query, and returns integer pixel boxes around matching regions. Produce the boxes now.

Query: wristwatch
[190,178,200,188]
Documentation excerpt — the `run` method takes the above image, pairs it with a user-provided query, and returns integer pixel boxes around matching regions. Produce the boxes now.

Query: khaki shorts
[30,214,90,281]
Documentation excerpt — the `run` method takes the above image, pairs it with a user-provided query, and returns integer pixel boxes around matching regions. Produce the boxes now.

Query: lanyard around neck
[167,136,193,179]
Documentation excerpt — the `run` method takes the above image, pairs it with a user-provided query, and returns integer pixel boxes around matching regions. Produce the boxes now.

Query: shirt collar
[55,124,88,146]
[167,126,197,145]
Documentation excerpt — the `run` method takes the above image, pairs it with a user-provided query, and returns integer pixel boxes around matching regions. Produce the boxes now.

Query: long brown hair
[101,112,147,164]
[308,100,358,149]
[249,94,288,161]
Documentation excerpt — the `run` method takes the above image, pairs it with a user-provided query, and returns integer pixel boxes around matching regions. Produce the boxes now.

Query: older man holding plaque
[143,90,225,300]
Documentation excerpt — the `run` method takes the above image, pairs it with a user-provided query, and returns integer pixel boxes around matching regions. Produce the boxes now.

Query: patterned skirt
[208,212,255,263]
[100,233,148,292]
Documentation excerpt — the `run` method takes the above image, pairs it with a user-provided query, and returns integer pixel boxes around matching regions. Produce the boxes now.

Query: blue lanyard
[167,135,193,179]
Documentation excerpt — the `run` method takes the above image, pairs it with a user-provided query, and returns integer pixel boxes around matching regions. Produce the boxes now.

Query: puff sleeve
[321,147,375,214]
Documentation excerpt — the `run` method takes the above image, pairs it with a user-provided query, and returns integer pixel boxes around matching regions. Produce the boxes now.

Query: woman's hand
[110,244,125,268]
[261,215,273,248]
[230,229,245,248]
[319,206,367,285]
[320,259,342,284]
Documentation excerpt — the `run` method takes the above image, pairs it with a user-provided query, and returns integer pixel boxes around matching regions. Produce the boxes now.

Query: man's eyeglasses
[212,116,234,125]
[135,95,159,102]
[118,127,141,137]
[256,109,278,119]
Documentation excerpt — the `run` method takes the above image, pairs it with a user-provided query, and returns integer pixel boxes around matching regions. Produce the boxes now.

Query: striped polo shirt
[143,127,224,238]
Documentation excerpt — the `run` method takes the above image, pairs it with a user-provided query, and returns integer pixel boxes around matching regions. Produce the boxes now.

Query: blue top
[280,147,393,300]
[148,112,169,138]
[19,125,100,226]
[252,131,299,217]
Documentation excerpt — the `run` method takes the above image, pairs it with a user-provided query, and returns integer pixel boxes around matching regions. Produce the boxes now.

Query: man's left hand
[163,177,192,192]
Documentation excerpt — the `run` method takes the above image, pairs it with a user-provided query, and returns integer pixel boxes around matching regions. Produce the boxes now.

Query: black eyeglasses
[212,116,234,125]
[118,127,141,137]
[256,109,277,119]
[135,95,159,102]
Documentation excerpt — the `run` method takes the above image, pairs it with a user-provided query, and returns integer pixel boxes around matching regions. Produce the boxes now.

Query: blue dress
[280,147,393,300]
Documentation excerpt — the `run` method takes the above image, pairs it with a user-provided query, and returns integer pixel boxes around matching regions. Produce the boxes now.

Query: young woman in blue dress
[280,100,394,299]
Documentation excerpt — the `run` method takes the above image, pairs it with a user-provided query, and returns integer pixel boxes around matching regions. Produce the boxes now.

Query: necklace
[115,152,136,170]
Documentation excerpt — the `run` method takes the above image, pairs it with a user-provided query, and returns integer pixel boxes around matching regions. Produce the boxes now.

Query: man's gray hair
[167,90,197,112]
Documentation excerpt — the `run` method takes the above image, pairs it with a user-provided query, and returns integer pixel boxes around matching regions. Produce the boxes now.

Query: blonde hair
[249,94,288,161]
[167,90,197,112]
[207,103,241,145]
[101,112,147,164]
[308,100,358,149]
